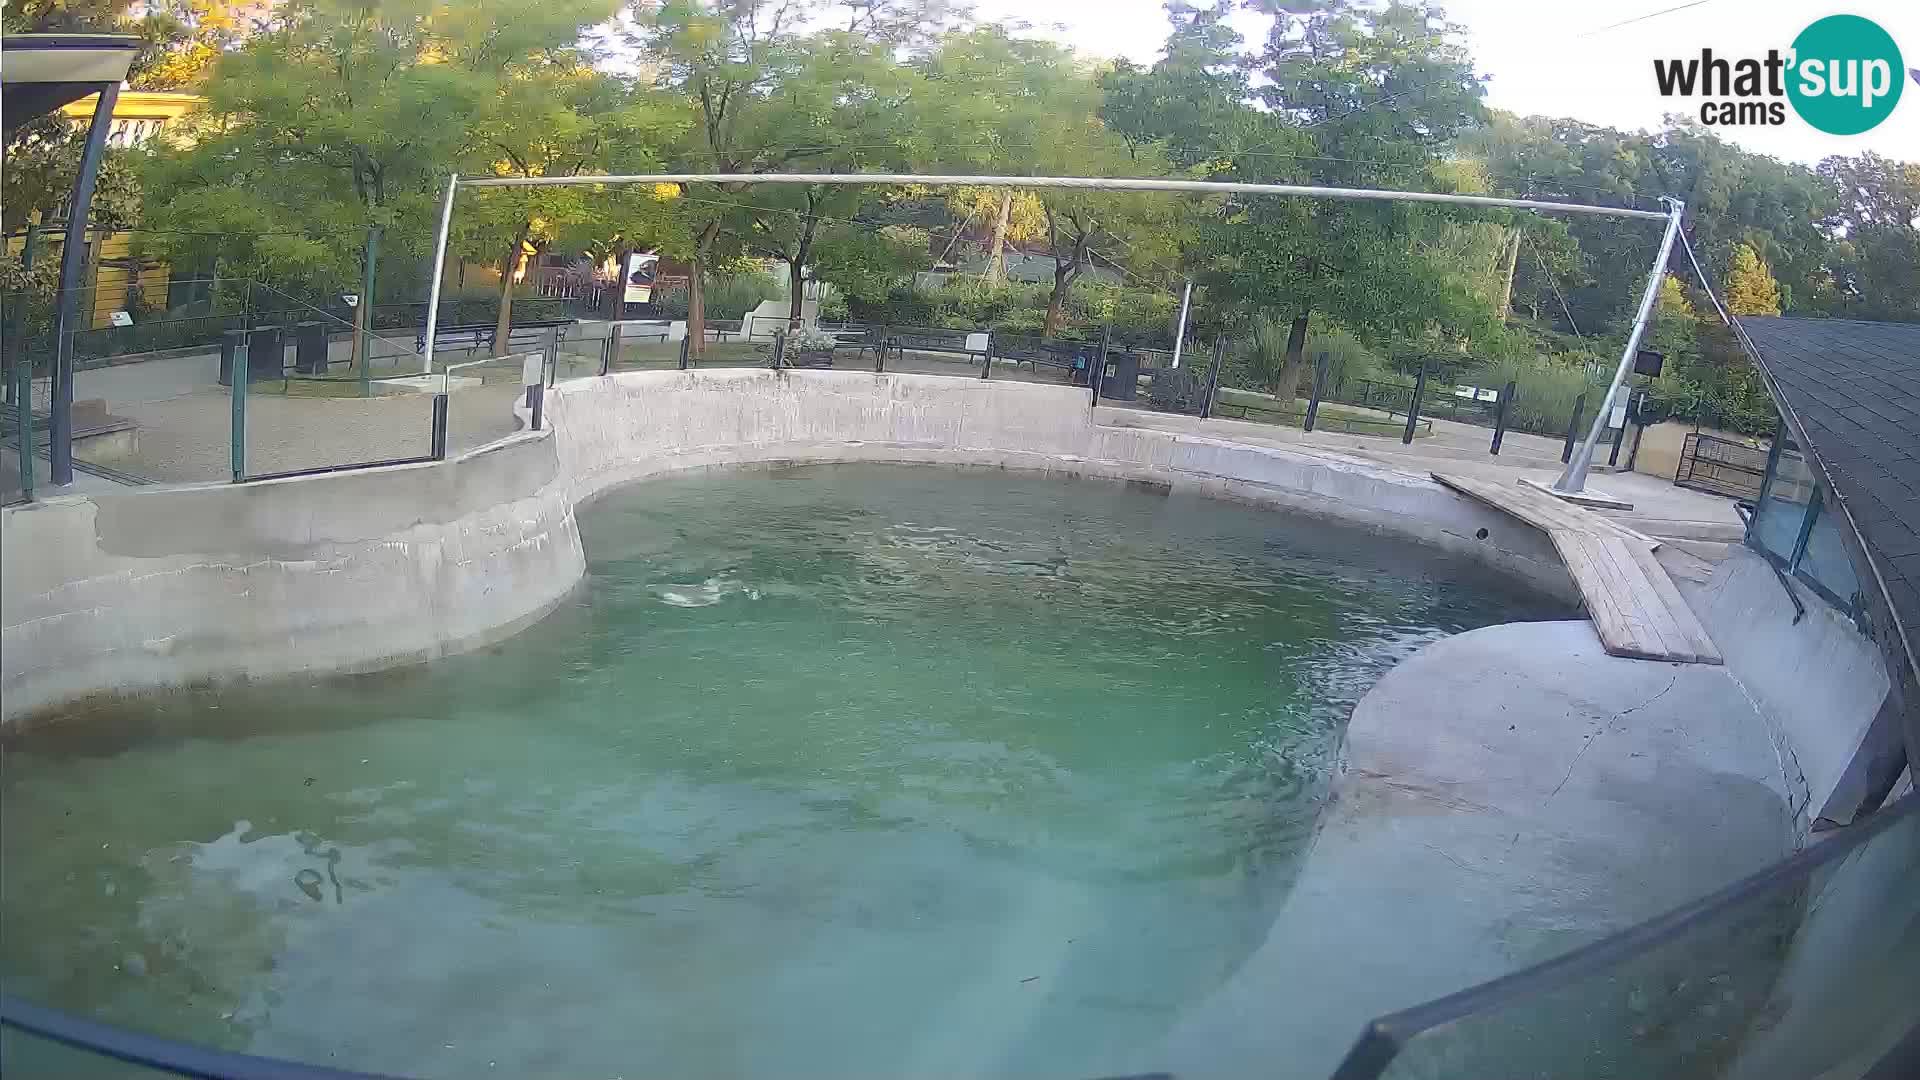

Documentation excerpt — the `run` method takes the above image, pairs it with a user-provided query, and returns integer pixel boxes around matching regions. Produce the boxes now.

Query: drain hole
[1475,527,1489,540]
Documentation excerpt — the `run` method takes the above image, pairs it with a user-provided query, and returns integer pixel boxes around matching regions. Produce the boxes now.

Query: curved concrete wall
[2,369,1571,723]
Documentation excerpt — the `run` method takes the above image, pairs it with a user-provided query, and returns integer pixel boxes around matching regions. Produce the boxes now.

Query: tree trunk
[985,191,1012,286]
[1044,263,1073,336]
[786,260,805,325]
[687,220,721,359]
[1498,225,1522,323]
[492,226,529,358]
[1271,311,1312,404]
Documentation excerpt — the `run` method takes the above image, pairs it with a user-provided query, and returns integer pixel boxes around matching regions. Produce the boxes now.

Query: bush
[652,274,784,321]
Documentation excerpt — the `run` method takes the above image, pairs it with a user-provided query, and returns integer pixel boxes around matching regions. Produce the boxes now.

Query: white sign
[109,310,133,328]
[342,294,360,308]
[623,252,659,304]
[1609,402,1629,429]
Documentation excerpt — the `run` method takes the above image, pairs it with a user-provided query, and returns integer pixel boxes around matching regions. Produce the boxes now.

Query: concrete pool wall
[2,368,1578,722]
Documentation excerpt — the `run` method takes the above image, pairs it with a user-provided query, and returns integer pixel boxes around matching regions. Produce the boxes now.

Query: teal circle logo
[1788,15,1904,135]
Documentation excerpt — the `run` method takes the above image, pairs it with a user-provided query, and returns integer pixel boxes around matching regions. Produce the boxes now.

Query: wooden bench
[879,327,990,365]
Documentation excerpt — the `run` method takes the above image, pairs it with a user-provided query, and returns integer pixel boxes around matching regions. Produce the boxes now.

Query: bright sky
[971,0,1920,166]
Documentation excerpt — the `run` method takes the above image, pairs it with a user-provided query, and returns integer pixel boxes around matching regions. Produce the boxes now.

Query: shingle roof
[1737,316,1920,669]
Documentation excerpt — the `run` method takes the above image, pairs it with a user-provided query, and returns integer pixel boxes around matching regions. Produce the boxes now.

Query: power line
[1579,0,1715,38]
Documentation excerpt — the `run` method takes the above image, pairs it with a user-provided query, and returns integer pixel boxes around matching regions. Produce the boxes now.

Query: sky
[969,0,1920,166]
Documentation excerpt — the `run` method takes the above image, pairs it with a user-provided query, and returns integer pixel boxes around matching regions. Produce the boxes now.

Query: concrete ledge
[6,369,1576,722]
[1155,620,1796,1080]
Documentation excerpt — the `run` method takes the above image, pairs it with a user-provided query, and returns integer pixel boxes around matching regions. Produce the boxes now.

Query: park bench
[988,333,1099,383]
[876,327,991,366]
[415,318,575,355]
[703,318,744,341]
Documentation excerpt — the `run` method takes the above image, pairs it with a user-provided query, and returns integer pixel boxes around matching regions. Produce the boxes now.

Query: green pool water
[1,463,1563,1078]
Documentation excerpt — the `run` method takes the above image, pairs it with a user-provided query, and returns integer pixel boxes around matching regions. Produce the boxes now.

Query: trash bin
[1100,349,1141,401]
[294,321,328,375]
[218,328,246,386]
[246,326,284,382]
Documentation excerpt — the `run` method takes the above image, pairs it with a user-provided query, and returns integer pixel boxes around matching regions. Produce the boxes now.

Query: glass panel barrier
[1794,498,1864,614]
[1750,441,1812,563]
[1338,797,1920,1080]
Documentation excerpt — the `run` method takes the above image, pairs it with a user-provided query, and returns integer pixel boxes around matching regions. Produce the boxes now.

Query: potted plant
[781,326,840,368]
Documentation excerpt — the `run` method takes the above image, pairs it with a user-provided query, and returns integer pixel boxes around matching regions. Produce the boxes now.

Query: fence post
[430,392,449,459]
[1624,388,1647,472]
[1092,323,1110,408]
[1303,352,1328,432]
[356,225,380,395]
[980,332,993,379]
[229,337,248,482]
[13,349,33,501]
[1562,392,1587,464]
[1607,395,1628,466]
[1402,365,1428,444]
[1196,337,1225,419]
[770,327,786,370]
[1489,379,1516,455]
[529,383,545,432]
[677,331,691,371]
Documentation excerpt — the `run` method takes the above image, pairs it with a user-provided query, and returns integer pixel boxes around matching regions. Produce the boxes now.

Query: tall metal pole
[1169,280,1193,368]
[422,173,459,376]
[49,82,120,486]
[1555,198,1685,493]
[357,225,381,394]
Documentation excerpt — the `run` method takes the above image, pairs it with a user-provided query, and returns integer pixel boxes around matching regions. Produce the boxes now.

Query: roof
[1,34,141,133]
[1737,316,1920,667]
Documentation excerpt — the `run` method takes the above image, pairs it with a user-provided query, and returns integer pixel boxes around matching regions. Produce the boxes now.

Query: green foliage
[2,114,144,234]
[1722,244,1782,316]
[810,225,931,302]
[652,273,783,320]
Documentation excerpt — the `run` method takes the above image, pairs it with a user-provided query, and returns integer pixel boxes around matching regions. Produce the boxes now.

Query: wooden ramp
[1433,473,1722,665]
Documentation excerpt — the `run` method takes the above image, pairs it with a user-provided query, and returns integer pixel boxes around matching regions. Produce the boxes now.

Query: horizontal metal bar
[240,454,437,483]
[455,173,1668,220]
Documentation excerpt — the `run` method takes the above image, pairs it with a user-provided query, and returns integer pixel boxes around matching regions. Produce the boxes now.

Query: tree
[455,51,680,354]
[1202,1,1491,401]
[1814,153,1920,322]
[1722,243,1782,316]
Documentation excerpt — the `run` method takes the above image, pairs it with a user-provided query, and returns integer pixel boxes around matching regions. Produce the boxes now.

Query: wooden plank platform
[1433,473,1722,665]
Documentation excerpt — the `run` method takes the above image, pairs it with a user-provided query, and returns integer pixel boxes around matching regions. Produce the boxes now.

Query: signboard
[1609,401,1629,429]
[109,310,133,328]
[342,294,360,308]
[624,252,660,304]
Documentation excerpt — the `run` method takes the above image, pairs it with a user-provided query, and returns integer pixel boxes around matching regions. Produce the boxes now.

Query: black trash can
[294,321,329,375]
[246,326,284,382]
[1100,349,1141,401]
[217,328,247,386]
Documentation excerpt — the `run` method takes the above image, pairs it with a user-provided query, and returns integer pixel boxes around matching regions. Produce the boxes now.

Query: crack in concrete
[1545,675,1680,806]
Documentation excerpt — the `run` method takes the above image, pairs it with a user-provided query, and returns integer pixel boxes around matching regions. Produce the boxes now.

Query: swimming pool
[0,463,1565,1078]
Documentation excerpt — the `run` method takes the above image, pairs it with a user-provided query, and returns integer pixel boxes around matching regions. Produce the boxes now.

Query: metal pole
[13,347,32,501]
[458,173,1671,221]
[1556,199,1685,492]
[1303,353,1328,432]
[358,225,380,395]
[50,82,120,486]
[1402,365,1428,445]
[1093,323,1109,408]
[1490,379,1516,455]
[1562,393,1587,464]
[1169,280,1192,368]
[5,226,41,408]
[421,173,459,376]
[1198,337,1225,419]
[430,393,450,459]
[1625,388,1647,472]
[229,339,248,482]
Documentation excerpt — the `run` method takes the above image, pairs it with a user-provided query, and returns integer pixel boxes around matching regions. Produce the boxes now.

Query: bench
[877,327,990,365]
[989,334,1099,383]
[416,319,575,355]
[702,319,743,341]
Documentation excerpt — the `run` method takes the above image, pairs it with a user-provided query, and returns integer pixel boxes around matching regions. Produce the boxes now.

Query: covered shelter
[1738,315,1920,824]
[2,33,142,493]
